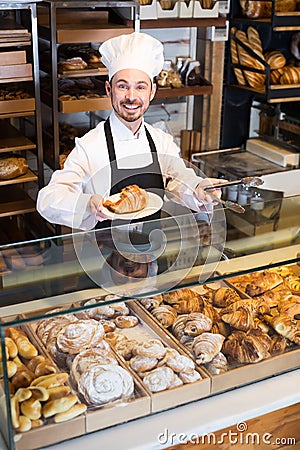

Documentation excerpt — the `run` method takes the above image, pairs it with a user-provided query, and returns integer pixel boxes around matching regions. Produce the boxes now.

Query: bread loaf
[264,50,286,69]
[236,30,266,88]
[270,68,285,84]
[280,66,300,84]
[230,27,247,86]
[0,157,28,180]
[240,0,296,18]
[247,26,264,58]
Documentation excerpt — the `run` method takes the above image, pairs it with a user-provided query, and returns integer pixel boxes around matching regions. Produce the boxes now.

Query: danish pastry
[56,319,105,354]
[115,315,139,328]
[133,339,166,359]
[129,355,158,372]
[178,370,201,384]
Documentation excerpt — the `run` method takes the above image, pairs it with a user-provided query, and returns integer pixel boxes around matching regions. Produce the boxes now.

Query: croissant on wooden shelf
[223,329,272,364]
[163,288,203,308]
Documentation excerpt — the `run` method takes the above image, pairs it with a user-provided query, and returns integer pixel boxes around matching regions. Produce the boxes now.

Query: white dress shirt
[37,112,204,230]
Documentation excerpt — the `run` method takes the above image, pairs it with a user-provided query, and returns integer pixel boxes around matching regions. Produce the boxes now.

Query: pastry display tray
[22,307,151,437]
[114,301,210,414]
[134,278,300,395]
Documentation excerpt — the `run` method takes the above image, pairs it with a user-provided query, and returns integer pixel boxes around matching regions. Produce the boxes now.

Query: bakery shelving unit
[0,1,44,244]
[37,0,140,172]
[222,0,300,148]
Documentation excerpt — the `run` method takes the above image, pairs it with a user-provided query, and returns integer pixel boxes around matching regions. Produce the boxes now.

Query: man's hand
[195,178,227,205]
[88,194,110,222]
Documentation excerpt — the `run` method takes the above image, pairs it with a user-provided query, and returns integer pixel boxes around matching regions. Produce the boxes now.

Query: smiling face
[105,68,156,133]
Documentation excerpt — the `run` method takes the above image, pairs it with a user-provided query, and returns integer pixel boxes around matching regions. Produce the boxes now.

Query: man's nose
[125,87,136,100]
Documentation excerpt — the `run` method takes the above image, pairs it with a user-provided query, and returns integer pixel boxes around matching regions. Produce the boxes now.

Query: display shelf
[0,122,36,153]
[156,83,213,99]
[231,12,300,32]
[0,169,37,187]
[139,16,227,29]
[227,83,300,104]
[0,186,35,217]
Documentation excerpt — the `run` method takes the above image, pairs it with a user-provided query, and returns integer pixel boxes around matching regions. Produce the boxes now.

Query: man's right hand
[88,194,110,222]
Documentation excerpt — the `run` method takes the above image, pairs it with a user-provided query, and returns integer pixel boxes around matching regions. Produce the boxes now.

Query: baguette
[264,50,286,69]
[280,66,300,84]
[236,30,266,88]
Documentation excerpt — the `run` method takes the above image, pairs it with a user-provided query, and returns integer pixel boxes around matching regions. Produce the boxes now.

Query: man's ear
[105,80,111,97]
[150,82,157,102]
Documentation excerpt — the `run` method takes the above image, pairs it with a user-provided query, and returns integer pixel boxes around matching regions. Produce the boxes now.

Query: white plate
[102,191,163,220]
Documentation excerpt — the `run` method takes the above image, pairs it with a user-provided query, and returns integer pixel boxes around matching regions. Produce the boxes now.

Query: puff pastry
[103,185,148,214]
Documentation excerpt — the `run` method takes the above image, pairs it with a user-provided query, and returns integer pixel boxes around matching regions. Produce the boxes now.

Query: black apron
[96,118,165,230]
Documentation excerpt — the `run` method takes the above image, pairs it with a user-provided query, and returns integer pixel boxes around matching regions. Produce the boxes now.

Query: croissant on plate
[223,329,272,364]
[103,185,148,214]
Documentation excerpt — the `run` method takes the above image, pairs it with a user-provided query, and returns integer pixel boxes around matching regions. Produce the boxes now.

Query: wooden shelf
[139,17,227,29]
[0,169,38,187]
[155,84,213,99]
[0,186,35,217]
[0,122,36,153]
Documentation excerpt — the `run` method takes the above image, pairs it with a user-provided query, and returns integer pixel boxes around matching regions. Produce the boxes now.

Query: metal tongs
[204,176,264,214]
[203,176,264,192]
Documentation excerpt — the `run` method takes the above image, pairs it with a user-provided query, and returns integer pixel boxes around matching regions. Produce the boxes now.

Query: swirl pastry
[204,352,228,375]
[192,332,225,364]
[112,302,130,317]
[77,364,134,406]
[114,338,138,360]
[104,331,124,347]
[76,299,116,320]
[133,339,167,359]
[184,312,212,336]
[169,375,184,388]
[129,355,158,372]
[165,353,195,374]
[143,367,176,392]
[151,305,177,328]
[178,370,201,384]
[70,347,117,387]
[140,295,163,310]
[115,315,139,328]
[100,320,116,333]
[56,320,105,354]
[36,314,78,344]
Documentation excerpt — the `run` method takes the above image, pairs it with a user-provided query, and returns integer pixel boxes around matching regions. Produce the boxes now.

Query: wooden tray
[0,98,35,115]
[22,307,151,436]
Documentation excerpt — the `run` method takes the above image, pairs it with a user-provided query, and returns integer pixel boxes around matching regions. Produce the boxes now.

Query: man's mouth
[123,103,140,111]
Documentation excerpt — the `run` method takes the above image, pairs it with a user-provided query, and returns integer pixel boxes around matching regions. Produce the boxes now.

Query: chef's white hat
[100,32,164,81]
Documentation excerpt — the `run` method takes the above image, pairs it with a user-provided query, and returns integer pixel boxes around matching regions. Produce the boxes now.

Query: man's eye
[117,84,128,90]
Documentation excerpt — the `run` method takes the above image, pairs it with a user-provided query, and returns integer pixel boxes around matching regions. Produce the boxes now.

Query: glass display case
[0,194,300,449]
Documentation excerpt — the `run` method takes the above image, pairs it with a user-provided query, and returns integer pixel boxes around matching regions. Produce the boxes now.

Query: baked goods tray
[22,307,151,436]
[107,300,210,414]
[0,98,35,115]
[0,319,86,450]
[58,64,108,78]
[132,278,300,395]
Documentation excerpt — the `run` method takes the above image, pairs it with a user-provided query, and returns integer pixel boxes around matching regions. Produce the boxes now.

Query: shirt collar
[110,111,146,141]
